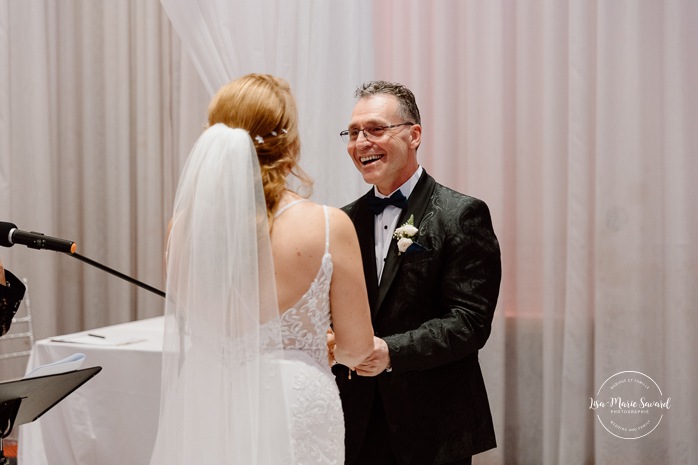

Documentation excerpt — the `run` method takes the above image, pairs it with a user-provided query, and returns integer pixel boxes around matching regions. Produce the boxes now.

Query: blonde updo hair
[208,74,312,223]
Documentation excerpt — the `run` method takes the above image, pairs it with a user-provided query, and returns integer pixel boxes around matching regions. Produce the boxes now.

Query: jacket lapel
[375,171,436,313]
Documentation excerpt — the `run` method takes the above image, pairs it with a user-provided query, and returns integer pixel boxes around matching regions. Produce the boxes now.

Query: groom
[334,81,501,465]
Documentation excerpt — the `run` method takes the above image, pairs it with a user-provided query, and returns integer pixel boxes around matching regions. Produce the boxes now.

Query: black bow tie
[367,190,408,215]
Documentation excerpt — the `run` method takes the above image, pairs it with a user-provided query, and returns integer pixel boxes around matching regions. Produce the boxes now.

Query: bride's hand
[326,328,337,367]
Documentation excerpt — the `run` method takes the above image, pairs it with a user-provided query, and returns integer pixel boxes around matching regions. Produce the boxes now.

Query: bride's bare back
[271,193,373,368]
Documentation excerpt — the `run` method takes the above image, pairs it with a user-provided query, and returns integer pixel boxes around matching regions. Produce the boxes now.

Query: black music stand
[0,366,101,464]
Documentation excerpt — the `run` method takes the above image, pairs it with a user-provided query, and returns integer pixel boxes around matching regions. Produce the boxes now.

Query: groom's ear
[409,124,421,150]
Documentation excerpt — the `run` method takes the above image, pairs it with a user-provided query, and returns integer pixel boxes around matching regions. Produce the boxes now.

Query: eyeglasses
[339,122,414,144]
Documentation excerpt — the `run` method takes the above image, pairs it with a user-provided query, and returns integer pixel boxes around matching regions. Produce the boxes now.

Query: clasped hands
[326,329,391,377]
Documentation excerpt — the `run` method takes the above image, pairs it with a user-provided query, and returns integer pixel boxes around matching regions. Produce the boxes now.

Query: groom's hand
[354,337,391,376]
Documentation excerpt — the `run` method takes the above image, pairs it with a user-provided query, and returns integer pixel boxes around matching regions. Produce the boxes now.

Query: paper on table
[24,352,86,379]
[50,333,146,346]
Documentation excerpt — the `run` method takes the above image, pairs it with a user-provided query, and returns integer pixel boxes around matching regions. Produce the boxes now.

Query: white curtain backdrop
[1,0,696,463]
[160,0,374,207]
[0,0,371,340]
[368,1,696,464]
[0,0,184,338]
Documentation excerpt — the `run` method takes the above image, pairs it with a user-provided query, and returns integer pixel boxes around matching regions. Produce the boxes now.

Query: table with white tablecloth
[18,317,165,465]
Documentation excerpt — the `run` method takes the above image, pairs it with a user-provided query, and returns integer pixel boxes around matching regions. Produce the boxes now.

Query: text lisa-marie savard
[589,397,671,412]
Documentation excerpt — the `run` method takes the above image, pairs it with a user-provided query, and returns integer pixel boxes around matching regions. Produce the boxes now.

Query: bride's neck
[276,189,301,210]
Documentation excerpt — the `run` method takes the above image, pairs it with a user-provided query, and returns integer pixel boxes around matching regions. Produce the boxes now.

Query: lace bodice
[279,252,333,367]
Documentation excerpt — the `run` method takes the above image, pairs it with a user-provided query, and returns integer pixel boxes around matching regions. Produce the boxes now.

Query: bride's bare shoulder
[271,199,324,239]
[290,204,354,236]
[272,202,357,252]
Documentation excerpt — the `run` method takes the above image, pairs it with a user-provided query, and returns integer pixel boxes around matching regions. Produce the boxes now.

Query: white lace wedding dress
[269,201,344,464]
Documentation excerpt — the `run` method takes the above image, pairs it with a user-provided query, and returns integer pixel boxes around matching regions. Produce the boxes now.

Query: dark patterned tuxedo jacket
[336,170,501,465]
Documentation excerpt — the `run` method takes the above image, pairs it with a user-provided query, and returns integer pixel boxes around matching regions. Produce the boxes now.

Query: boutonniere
[393,214,420,255]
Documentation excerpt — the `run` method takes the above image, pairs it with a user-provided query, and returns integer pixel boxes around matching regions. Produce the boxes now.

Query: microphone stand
[63,252,165,298]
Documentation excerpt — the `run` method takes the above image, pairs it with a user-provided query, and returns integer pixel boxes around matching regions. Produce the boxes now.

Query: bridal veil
[150,123,295,464]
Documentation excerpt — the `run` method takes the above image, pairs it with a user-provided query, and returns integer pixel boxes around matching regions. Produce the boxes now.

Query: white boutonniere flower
[393,214,419,254]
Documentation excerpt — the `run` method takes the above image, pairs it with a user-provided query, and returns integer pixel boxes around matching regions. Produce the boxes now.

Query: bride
[149,74,374,464]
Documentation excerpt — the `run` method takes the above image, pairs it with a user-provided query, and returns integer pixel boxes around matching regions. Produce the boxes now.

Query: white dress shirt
[374,166,423,283]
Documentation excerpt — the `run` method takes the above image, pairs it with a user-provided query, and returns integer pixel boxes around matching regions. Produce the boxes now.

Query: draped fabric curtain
[368,1,697,464]
[0,0,189,340]
[1,0,696,464]
[159,0,375,207]
[0,0,371,340]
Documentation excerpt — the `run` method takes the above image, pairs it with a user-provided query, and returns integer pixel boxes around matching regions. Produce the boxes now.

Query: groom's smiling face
[347,94,421,196]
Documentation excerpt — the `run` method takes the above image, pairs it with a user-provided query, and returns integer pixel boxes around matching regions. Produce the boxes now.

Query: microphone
[0,221,77,254]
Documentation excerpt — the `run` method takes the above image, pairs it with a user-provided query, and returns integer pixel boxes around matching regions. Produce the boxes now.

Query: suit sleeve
[383,198,501,373]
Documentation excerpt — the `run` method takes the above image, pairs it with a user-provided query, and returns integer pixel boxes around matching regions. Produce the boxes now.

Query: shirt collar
[374,165,423,200]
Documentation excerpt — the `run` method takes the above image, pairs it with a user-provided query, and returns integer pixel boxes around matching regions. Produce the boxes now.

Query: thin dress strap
[274,198,308,218]
[322,205,330,254]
